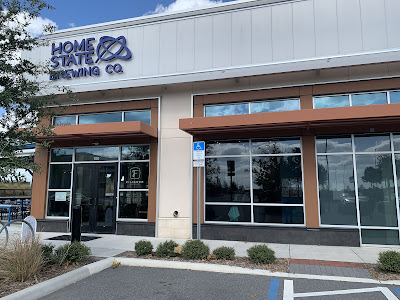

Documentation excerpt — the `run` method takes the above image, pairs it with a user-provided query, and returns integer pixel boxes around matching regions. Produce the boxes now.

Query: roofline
[46,0,301,39]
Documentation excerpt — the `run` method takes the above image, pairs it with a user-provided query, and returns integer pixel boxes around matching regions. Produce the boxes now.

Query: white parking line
[283,280,398,300]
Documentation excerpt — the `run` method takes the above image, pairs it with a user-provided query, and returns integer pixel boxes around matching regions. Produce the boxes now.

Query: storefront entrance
[73,163,117,233]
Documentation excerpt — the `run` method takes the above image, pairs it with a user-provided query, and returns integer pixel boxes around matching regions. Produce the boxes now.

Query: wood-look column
[31,145,50,219]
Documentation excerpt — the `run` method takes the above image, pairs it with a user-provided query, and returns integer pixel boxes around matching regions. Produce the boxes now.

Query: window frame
[204,97,300,117]
[315,133,400,247]
[313,90,400,109]
[204,137,305,227]
[45,144,151,222]
[52,109,151,126]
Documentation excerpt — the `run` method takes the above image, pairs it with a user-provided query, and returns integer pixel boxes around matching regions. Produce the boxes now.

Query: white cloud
[68,23,76,28]
[2,10,57,37]
[147,0,223,15]
[25,15,57,36]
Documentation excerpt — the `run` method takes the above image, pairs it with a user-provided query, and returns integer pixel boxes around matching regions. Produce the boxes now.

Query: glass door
[73,163,117,233]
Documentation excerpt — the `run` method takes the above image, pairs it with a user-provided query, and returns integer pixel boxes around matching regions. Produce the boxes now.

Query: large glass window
[314,91,397,109]
[46,145,150,220]
[205,98,300,117]
[52,110,151,126]
[205,138,304,225]
[317,133,400,245]
[314,95,350,109]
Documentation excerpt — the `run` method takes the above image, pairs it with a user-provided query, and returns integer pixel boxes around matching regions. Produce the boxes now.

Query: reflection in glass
[205,103,249,117]
[124,110,151,125]
[205,205,251,222]
[356,154,397,227]
[395,154,400,200]
[119,191,148,219]
[393,134,400,151]
[314,95,349,109]
[75,147,119,161]
[78,112,122,124]
[121,145,150,161]
[53,116,76,126]
[47,191,70,217]
[316,136,352,153]
[318,155,357,225]
[206,157,251,203]
[51,148,73,162]
[361,229,399,245]
[354,135,391,152]
[120,162,149,189]
[351,92,387,106]
[206,140,249,156]
[390,91,400,104]
[96,165,116,228]
[254,206,304,224]
[251,99,299,113]
[73,165,94,226]
[49,165,71,189]
[252,156,303,204]
[252,139,301,155]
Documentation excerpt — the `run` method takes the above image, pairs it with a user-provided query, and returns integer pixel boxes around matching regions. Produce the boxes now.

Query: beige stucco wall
[157,85,193,238]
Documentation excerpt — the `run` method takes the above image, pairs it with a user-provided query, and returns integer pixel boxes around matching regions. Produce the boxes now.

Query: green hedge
[156,240,179,258]
[135,240,153,256]
[212,246,235,260]
[378,251,400,272]
[247,244,275,264]
[182,240,210,260]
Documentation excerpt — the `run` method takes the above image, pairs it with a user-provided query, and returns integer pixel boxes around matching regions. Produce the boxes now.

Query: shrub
[0,237,43,282]
[213,246,235,260]
[378,250,400,272]
[182,240,210,260]
[55,242,91,265]
[42,244,57,266]
[247,244,275,264]
[156,240,179,258]
[135,240,153,256]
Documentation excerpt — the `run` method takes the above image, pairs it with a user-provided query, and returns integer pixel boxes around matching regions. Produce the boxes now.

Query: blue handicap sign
[193,142,205,151]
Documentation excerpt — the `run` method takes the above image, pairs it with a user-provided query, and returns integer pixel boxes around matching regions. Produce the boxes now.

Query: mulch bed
[0,257,100,298]
[116,251,289,273]
[366,264,400,281]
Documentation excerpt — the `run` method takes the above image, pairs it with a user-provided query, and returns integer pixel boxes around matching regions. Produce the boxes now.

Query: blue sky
[42,0,234,30]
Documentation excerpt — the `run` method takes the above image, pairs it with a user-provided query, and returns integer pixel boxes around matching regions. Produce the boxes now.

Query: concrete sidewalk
[35,230,397,265]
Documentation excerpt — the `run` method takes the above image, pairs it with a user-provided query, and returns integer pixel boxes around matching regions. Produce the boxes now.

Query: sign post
[193,141,205,240]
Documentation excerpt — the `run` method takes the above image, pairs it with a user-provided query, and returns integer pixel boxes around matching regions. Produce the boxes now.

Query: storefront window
[75,147,119,161]
[49,165,71,189]
[205,138,304,224]
[390,91,400,104]
[119,191,148,219]
[317,134,400,245]
[50,148,73,162]
[119,162,149,190]
[121,145,150,160]
[47,191,71,217]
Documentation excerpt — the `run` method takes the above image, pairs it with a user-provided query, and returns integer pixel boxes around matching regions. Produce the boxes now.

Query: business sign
[49,36,132,81]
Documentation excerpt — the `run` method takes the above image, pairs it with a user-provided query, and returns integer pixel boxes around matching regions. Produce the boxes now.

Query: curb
[114,257,400,286]
[1,257,114,300]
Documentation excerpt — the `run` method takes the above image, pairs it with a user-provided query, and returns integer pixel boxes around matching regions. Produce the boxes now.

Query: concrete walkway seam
[1,258,114,300]
[114,257,400,286]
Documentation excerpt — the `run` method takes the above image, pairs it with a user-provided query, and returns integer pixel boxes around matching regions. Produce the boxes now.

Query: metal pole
[197,166,201,240]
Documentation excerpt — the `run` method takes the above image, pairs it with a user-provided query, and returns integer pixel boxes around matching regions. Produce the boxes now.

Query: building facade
[27,0,400,246]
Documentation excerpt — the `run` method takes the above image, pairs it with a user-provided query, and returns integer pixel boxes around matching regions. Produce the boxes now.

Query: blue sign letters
[50,36,132,81]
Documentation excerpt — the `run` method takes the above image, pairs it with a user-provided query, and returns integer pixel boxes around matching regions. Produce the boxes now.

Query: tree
[0,0,66,182]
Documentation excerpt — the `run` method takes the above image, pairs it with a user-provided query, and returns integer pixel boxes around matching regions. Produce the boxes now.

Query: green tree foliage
[0,0,68,181]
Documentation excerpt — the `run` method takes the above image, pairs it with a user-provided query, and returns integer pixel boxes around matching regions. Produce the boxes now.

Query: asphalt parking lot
[40,266,400,300]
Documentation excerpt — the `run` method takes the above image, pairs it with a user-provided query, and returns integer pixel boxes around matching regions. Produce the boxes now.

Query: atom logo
[95,36,132,63]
